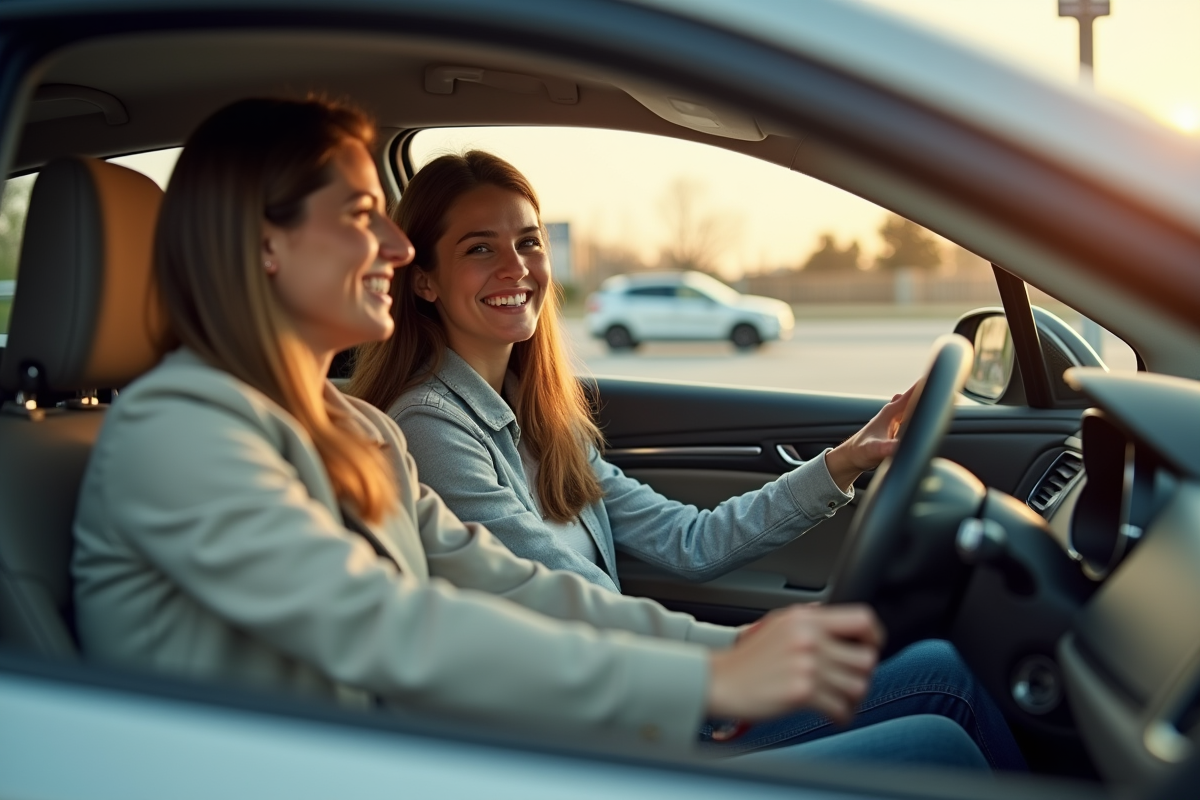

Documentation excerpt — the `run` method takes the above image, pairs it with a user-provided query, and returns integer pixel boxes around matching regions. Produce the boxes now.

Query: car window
[1024,289,1139,373]
[409,127,1144,396]
[0,149,180,344]
[626,286,675,298]
[107,148,181,189]
[687,272,741,304]
[0,173,34,341]
[409,126,1010,396]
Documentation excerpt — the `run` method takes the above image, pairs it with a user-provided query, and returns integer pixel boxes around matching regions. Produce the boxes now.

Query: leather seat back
[0,157,163,656]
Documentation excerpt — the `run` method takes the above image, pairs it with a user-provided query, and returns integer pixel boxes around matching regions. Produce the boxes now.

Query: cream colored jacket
[73,349,737,750]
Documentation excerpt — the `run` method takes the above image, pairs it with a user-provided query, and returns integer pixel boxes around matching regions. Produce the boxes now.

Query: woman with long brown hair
[350,150,1024,768]
[350,151,911,590]
[71,98,989,766]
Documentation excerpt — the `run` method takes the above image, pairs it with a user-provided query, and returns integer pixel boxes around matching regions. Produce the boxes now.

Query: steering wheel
[827,334,974,605]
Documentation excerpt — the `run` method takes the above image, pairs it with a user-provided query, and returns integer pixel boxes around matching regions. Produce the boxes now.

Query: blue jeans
[731,715,989,770]
[700,639,1026,771]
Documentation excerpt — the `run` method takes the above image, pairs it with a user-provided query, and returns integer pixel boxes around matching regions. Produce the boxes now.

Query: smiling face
[263,139,414,365]
[415,184,550,380]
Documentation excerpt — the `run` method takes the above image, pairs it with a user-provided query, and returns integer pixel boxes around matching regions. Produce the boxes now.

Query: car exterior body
[585,271,794,350]
[0,1,1199,799]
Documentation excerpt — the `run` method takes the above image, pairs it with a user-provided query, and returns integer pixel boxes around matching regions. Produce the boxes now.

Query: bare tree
[578,238,652,291]
[657,177,741,275]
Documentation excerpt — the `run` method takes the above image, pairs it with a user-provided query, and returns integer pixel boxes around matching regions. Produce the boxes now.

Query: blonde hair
[350,151,602,522]
[155,97,397,522]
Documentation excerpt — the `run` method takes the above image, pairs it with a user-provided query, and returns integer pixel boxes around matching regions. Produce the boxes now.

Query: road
[562,316,1137,397]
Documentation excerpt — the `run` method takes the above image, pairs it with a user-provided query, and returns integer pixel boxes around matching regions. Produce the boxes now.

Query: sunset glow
[1166,103,1200,135]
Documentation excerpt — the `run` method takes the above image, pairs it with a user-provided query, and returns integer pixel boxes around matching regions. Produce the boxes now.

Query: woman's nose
[495,247,529,280]
[376,215,415,268]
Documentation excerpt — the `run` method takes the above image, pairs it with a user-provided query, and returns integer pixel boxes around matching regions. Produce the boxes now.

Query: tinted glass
[626,286,677,298]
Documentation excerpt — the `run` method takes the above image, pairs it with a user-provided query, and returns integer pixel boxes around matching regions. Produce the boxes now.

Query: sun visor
[620,84,764,141]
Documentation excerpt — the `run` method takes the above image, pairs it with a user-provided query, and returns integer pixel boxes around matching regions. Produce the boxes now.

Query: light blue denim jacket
[389,350,853,593]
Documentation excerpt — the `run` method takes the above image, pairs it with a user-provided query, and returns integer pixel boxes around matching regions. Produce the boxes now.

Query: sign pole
[1059,0,1110,355]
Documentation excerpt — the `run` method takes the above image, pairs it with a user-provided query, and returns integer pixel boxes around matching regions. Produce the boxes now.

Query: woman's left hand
[823,383,915,492]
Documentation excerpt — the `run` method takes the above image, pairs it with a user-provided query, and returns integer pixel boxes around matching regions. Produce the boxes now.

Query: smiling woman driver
[72,97,987,768]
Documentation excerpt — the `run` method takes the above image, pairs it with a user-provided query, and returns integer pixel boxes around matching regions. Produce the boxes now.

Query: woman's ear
[412,269,438,303]
[261,226,282,276]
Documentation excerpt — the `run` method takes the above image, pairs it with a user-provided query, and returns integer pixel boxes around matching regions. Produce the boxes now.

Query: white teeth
[484,292,528,307]
[364,276,390,295]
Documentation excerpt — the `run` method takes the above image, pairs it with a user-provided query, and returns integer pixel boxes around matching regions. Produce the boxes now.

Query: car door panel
[618,467,850,594]
[594,377,1083,614]
[618,468,781,510]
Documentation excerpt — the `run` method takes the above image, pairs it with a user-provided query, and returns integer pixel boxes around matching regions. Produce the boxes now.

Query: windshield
[686,272,742,304]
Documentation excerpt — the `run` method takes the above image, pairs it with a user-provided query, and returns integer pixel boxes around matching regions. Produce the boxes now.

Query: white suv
[585,271,794,351]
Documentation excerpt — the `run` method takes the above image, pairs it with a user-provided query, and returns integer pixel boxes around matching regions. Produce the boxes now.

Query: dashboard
[1049,369,1200,784]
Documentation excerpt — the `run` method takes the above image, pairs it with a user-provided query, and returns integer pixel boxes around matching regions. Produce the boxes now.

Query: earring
[264,259,277,275]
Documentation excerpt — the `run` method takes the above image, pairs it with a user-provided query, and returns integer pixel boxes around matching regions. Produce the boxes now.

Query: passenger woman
[349,150,1025,768]
[72,98,989,767]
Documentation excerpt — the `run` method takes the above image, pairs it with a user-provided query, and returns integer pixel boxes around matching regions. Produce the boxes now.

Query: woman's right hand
[705,604,883,724]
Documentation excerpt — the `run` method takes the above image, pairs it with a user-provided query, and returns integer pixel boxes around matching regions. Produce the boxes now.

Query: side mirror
[954,306,1105,405]
[963,316,1014,401]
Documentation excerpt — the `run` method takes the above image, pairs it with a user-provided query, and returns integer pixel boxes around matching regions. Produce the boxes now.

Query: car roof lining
[15,30,805,172]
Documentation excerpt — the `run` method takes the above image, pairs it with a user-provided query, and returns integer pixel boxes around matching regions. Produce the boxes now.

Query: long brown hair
[350,151,602,522]
[155,97,397,522]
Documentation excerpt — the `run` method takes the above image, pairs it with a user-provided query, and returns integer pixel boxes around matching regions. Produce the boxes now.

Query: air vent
[1028,451,1085,517]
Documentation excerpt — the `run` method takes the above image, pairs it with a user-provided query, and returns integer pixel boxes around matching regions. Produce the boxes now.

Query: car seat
[0,157,163,656]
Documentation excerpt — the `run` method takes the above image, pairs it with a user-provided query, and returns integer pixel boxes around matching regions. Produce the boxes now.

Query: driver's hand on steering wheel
[824,384,916,492]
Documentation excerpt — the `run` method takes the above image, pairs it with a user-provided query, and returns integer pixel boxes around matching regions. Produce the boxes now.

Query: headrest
[0,157,164,397]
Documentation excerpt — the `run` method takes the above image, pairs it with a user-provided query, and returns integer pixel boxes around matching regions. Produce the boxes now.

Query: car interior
[1,5,1199,798]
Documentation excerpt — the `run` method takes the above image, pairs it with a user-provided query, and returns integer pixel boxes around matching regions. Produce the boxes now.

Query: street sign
[545,222,573,284]
[1059,0,1110,17]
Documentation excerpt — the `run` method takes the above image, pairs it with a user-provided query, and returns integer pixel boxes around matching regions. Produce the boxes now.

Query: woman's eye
[519,237,543,249]
[465,243,490,255]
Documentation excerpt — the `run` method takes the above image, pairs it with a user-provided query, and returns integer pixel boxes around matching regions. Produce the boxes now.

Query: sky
[101,0,1200,281]
[409,0,1200,279]
[861,0,1200,133]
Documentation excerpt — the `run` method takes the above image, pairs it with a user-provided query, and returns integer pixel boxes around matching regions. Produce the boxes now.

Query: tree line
[801,215,943,273]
